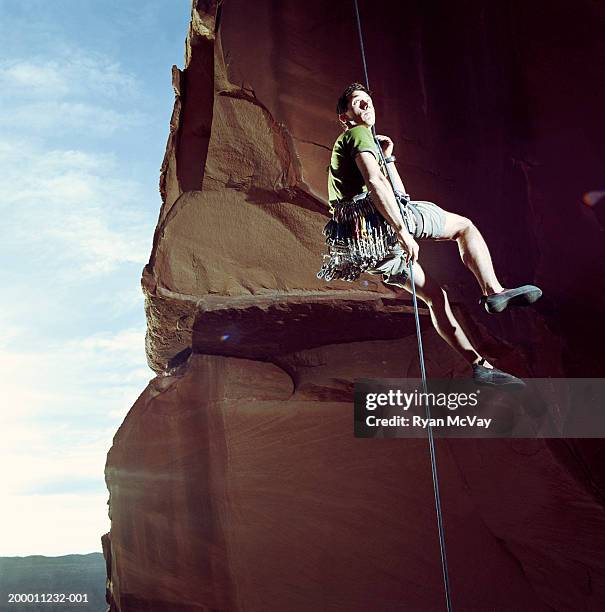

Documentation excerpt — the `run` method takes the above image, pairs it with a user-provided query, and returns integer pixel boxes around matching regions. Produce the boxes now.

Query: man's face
[342,89,375,128]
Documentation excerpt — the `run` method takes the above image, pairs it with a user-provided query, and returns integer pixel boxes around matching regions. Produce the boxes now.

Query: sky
[0,0,192,556]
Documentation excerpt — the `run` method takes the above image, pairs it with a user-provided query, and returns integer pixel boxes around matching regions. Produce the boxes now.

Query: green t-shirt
[327,125,381,206]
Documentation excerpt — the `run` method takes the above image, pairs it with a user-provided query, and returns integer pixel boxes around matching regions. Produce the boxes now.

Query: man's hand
[396,229,419,266]
[375,134,394,157]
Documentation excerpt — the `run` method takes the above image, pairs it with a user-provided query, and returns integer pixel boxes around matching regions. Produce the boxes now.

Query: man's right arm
[355,151,419,264]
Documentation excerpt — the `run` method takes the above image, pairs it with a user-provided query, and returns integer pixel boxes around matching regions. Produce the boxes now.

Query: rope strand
[353,0,371,91]
[352,2,453,610]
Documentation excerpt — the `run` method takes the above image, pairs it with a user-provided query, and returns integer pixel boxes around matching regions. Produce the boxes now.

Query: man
[319,83,542,386]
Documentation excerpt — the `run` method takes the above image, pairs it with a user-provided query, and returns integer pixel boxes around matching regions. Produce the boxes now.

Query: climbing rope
[353,2,453,610]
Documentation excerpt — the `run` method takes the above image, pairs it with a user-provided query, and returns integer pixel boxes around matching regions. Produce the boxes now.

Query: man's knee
[417,282,448,308]
[442,212,475,240]
[453,216,477,240]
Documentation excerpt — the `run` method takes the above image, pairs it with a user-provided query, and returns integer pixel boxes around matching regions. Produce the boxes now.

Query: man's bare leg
[438,212,504,296]
[402,260,526,385]
[436,210,542,313]
[403,260,488,366]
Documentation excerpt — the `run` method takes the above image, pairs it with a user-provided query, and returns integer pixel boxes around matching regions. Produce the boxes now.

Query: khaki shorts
[366,200,447,288]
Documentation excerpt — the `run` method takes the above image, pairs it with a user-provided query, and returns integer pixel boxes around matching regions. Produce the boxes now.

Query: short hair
[336,82,372,116]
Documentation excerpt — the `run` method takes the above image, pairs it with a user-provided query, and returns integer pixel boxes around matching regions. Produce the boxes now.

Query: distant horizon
[0,0,191,556]
[1,552,103,559]
[1,553,107,610]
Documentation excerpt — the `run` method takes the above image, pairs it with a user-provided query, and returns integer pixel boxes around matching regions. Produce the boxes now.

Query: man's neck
[346,121,372,131]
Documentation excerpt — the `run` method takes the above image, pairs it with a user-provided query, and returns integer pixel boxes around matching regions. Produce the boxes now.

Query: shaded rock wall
[105,0,605,610]
[105,352,605,611]
[146,0,605,377]
[218,0,605,376]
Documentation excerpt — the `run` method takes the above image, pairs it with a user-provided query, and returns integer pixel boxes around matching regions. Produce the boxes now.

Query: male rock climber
[319,83,542,386]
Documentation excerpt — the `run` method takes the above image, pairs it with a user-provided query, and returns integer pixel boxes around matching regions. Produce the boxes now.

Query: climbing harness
[317,191,413,282]
[350,2,454,610]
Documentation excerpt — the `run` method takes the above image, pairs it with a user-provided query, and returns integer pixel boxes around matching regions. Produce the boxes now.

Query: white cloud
[0,325,151,423]
[2,139,153,275]
[0,324,153,555]
[1,428,112,497]
[0,136,154,560]
[90,286,145,319]
[0,33,163,557]
[0,49,148,136]
[0,100,148,136]
[0,494,109,556]
[49,208,151,274]
[0,52,142,101]
[68,327,149,370]
[1,61,68,93]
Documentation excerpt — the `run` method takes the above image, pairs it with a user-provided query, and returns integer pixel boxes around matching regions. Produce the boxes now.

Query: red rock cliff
[104,1,605,610]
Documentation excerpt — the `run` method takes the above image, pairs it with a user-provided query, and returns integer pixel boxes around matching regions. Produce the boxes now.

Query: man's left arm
[375,135,408,198]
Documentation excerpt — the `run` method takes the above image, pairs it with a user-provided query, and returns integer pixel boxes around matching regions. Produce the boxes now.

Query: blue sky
[0,0,191,555]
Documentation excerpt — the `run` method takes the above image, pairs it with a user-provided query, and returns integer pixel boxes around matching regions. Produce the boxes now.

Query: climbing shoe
[480,285,542,314]
[472,361,526,388]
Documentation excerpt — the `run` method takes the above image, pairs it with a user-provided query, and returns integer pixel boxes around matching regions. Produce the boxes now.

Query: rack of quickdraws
[317,192,410,282]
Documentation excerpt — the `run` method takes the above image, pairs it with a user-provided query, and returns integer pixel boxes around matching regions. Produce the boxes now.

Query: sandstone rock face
[105,1,605,610]
[105,352,605,611]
